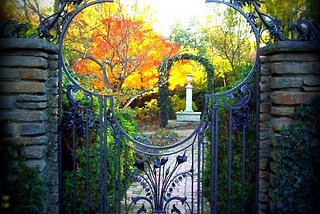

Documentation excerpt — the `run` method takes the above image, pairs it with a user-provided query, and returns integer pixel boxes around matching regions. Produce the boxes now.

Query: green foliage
[305,0,320,28]
[115,108,137,137]
[135,99,159,125]
[63,140,124,213]
[61,77,137,212]
[62,107,136,213]
[272,97,320,213]
[170,94,198,112]
[203,100,256,213]
[62,140,98,213]
[170,94,185,112]
[202,6,255,88]
[169,18,207,55]
[0,142,46,213]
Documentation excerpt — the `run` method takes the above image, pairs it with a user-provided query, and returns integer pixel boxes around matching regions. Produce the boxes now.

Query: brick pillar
[259,41,320,213]
[0,38,59,213]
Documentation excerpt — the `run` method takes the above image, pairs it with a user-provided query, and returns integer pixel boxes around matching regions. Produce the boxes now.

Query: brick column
[259,41,320,213]
[0,38,59,213]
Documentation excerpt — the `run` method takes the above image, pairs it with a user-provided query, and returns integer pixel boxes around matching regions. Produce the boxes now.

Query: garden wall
[0,38,59,213]
[259,41,320,213]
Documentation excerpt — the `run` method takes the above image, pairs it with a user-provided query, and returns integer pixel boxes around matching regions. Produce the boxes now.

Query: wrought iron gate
[56,0,319,213]
[57,0,261,213]
[0,0,318,212]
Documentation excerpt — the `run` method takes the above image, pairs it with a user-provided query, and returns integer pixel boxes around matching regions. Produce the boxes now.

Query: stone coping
[261,41,320,55]
[0,38,58,53]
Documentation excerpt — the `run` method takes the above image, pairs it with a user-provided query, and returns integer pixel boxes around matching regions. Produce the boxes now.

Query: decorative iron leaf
[133,160,145,171]
[161,156,168,165]
[177,151,187,165]
[171,204,181,214]
[154,158,161,168]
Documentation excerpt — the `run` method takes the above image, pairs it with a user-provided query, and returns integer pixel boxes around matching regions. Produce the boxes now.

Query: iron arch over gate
[55,0,319,213]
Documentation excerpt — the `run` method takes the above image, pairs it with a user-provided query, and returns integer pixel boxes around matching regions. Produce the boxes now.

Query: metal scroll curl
[248,0,320,43]
[224,84,252,110]
[256,12,320,43]
[0,20,28,38]
[0,0,86,41]
[289,19,320,41]
[206,0,320,43]
[164,196,192,214]
[127,196,154,214]
[223,85,254,131]
[32,0,86,41]
[62,84,99,138]
[66,84,94,109]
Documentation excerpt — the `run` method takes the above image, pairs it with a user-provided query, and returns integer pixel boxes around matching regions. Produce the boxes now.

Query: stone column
[176,74,201,121]
[185,74,194,112]
[0,38,59,214]
[259,41,320,213]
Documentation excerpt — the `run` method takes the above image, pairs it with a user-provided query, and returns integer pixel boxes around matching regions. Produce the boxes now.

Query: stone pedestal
[176,111,201,122]
[176,74,202,122]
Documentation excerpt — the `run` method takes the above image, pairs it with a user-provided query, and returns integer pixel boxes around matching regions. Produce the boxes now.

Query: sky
[138,0,208,37]
[41,0,216,37]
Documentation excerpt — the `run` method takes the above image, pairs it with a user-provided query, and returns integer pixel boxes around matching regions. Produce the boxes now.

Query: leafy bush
[135,99,159,125]
[170,94,198,112]
[61,88,136,213]
[272,97,320,213]
[0,142,46,214]
[62,139,130,213]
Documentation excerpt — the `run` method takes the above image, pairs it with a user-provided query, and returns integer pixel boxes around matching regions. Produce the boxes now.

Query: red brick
[21,69,47,80]
[271,107,295,116]
[271,91,317,105]
[0,82,45,94]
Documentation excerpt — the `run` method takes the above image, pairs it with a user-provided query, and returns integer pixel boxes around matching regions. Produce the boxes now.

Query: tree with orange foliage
[66,1,180,106]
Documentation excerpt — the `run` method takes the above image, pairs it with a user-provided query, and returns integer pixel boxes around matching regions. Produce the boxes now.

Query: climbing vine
[158,53,214,127]
[272,97,320,213]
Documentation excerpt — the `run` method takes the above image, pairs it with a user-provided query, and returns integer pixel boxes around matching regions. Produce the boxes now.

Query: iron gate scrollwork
[57,0,260,213]
[55,0,319,214]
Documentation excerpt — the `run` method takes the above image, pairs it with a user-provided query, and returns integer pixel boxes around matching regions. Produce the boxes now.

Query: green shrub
[135,99,159,125]
[0,142,46,214]
[170,94,198,112]
[203,99,256,213]
[272,97,320,213]
[62,138,131,213]
[61,93,136,213]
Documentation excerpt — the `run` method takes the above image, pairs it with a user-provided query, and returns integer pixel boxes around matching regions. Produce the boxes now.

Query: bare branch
[71,49,113,89]
[123,85,156,108]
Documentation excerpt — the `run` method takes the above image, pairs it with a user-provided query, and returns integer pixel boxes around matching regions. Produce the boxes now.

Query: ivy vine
[158,53,215,127]
[272,97,320,213]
